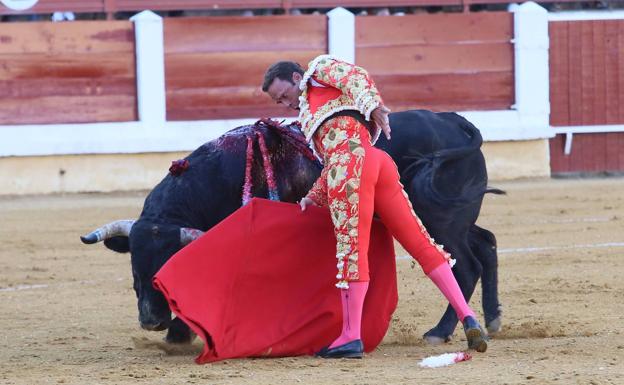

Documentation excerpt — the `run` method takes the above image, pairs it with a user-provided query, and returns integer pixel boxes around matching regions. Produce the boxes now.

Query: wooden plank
[579,23,597,170]
[592,21,607,126]
[164,15,326,54]
[0,53,135,80]
[0,21,134,54]
[168,86,276,107]
[0,94,137,125]
[549,22,569,126]
[604,20,620,125]
[568,22,583,126]
[565,133,582,172]
[165,50,324,88]
[356,12,512,47]
[0,77,135,98]
[584,135,596,172]
[167,83,295,120]
[580,21,594,126]
[604,132,618,171]
[166,90,296,120]
[589,132,599,172]
[566,134,583,173]
[560,136,571,173]
[593,132,607,172]
[549,135,569,173]
[559,134,571,173]
[373,72,513,110]
[619,21,624,123]
[167,106,297,121]
[356,43,512,75]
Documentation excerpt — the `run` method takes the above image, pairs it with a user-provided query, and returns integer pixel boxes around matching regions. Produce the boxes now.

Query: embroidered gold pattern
[305,116,366,288]
[298,55,383,144]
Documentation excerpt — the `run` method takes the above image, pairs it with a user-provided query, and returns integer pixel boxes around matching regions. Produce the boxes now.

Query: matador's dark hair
[262,61,304,92]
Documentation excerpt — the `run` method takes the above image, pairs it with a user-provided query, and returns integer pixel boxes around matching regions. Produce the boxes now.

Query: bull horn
[80,220,135,244]
[180,227,205,246]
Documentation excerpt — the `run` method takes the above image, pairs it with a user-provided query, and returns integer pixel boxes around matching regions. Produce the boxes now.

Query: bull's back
[376,109,488,225]
[138,144,243,230]
[376,110,478,172]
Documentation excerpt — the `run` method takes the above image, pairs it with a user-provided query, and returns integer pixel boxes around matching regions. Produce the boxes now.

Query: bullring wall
[3,3,612,195]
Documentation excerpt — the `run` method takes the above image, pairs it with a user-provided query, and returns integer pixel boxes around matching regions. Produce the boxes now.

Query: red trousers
[307,116,451,287]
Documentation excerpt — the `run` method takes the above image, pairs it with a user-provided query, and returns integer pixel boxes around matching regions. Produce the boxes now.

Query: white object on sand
[418,352,472,368]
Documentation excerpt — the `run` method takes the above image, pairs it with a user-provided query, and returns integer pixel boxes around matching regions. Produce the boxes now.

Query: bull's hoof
[165,329,196,344]
[165,331,196,344]
[486,316,502,335]
[423,330,451,345]
[165,318,196,344]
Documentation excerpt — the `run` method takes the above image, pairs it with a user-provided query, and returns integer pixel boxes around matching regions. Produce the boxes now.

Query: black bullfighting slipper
[463,316,488,352]
[315,339,364,359]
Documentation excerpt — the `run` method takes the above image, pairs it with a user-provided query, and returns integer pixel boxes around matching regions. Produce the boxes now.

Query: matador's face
[266,72,303,111]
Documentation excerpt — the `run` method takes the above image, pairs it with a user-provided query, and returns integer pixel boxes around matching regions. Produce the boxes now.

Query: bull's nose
[140,321,168,331]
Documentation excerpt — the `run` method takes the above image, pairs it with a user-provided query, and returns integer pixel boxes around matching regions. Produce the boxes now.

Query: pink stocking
[329,281,369,349]
[427,263,475,322]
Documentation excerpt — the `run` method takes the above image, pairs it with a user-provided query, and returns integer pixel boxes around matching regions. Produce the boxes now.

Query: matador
[263,55,488,358]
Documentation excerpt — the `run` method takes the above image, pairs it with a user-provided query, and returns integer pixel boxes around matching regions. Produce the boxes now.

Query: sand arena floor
[1,178,623,385]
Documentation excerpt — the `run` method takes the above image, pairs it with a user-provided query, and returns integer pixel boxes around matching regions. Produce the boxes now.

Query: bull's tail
[403,113,487,208]
[423,112,484,163]
[402,113,483,176]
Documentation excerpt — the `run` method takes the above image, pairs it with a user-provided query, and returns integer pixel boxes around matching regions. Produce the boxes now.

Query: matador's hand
[299,197,318,211]
[371,105,391,140]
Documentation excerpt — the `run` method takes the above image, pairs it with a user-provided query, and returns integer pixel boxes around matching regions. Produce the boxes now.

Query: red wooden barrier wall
[549,20,624,174]
[0,0,465,15]
[0,20,137,125]
[0,0,588,14]
[163,15,326,120]
[355,12,514,112]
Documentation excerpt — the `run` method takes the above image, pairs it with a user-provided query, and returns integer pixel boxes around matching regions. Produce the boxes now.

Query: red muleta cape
[153,198,398,363]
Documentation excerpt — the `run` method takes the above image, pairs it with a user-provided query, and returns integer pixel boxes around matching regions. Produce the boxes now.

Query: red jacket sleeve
[305,168,328,207]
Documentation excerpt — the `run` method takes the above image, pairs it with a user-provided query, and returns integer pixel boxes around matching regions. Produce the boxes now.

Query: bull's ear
[104,236,130,253]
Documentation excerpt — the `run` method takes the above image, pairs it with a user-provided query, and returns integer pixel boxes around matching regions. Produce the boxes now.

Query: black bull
[82,109,502,345]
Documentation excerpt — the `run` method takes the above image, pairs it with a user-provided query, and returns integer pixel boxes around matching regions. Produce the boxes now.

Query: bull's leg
[469,225,502,334]
[165,317,196,344]
[423,241,482,344]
